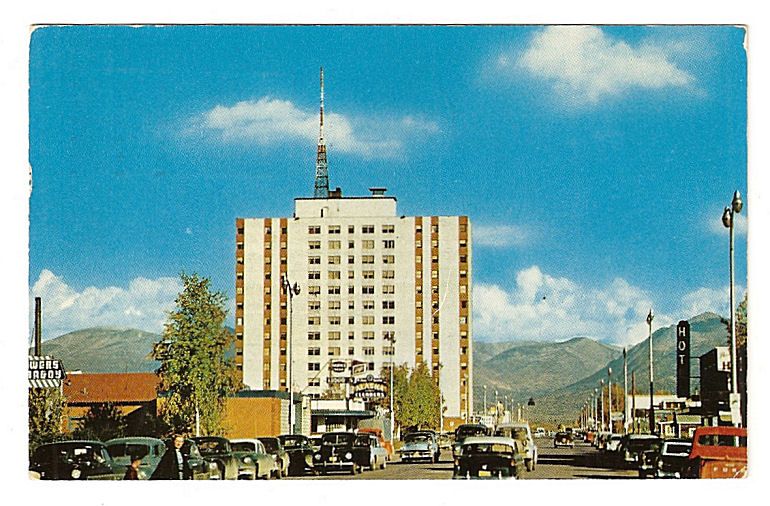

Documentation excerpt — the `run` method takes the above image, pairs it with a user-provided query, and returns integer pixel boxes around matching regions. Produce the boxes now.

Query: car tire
[526,459,534,472]
[381,460,387,470]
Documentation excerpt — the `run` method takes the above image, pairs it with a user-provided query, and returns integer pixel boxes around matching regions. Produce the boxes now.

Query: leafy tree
[395,363,442,431]
[153,273,240,435]
[29,388,66,454]
[736,293,747,348]
[74,402,127,441]
[125,408,169,437]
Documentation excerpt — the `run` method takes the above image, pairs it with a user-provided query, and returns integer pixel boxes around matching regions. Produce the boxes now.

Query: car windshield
[279,436,307,449]
[231,442,255,453]
[260,439,279,452]
[664,443,692,455]
[457,427,487,439]
[37,443,108,465]
[697,434,747,447]
[107,443,150,460]
[405,434,430,443]
[627,439,661,451]
[322,433,355,445]
[462,443,513,456]
[354,436,371,447]
[610,436,622,441]
[195,439,227,455]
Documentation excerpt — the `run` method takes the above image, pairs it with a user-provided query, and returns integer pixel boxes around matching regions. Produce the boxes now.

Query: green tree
[736,293,747,348]
[74,402,127,441]
[395,363,442,431]
[29,388,66,455]
[153,273,241,435]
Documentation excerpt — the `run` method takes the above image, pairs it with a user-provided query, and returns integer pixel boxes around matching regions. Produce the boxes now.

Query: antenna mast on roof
[314,67,330,198]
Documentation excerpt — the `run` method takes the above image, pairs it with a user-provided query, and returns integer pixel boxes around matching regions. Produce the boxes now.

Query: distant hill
[32,327,161,373]
[473,337,620,410]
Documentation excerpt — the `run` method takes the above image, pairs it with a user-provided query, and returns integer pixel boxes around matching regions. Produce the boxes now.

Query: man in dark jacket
[150,435,193,480]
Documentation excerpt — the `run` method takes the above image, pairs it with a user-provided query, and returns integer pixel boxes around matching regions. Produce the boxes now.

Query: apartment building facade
[235,190,473,423]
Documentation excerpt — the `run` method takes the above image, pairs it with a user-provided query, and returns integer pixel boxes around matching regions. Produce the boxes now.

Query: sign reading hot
[676,320,690,398]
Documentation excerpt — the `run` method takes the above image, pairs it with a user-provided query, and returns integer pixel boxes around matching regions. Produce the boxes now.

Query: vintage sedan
[553,431,574,448]
[453,437,524,479]
[358,427,394,461]
[230,439,276,479]
[258,437,290,478]
[618,434,662,469]
[649,439,693,478]
[192,436,255,480]
[353,433,388,470]
[399,431,441,463]
[452,424,492,458]
[278,434,316,475]
[30,440,122,480]
[313,432,363,475]
[495,423,538,471]
[106,437,166,479]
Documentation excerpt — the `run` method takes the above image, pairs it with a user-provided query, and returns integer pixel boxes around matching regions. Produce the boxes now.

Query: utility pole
[623,348,628,434]
[631,370,637,434]
[647,309,655,435]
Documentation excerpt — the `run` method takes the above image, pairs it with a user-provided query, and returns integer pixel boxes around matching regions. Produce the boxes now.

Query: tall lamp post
[282,275,301,434]
[600,379,605,431]
[384,333,396,441]
[722,190,744,428]
[623,348,628,434]
[607,367,613,433]
[647,309,655,435]
[593,388,599,431]
[483,385,487,420]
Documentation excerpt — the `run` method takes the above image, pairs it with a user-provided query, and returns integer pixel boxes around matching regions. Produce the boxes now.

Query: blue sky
[28,25,747,345]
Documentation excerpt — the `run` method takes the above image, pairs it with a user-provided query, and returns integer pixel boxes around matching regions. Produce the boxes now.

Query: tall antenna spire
[314,67,330,198]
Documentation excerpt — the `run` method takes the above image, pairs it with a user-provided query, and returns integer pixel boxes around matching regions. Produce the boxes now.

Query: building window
[367,362,375,371]
[308,285,321,295]
[362,225,375,234]
[363,331,375,340]
[348,347,355,356]
[308,271,321,280]
[348,331,355,340]
[236,287,243,295]
[383,331,395,341]
[348,316,355,324]
[362,240,374,250]
[383,255,395,264]
[382,224,395,234]
[308,226,321,234]
[308,301,321,311]
[308,347,321,356]
[329,316,341,325]
[382,300,395,309]
[431,224,439,233]
[431,270,438,279]
[328,300,341,310]
[363,347,375,356]
[328,347,341,356]
[309,256,321,265]
[362,285,375,294]
[308,332,321,340]
[383,346,394,356]
[362,315,375,325]
[416,300,423,309]
[328,255,341,264]
[308,316,321,325]
[416,270,422,279]
[328,240,341,250]
[362,255,375,264]
[329,331,341,340]
[383,240,395,249]
[236,317,243,326]
[348,286,355,294]
[460,239,467,246]
[382,285,395,294]
[460,285,467,295]
[329,270,341,280]
[348,300,355,310]
[363,270,375,279]
[460,316,467,324]
[308,378,321,387]
[382,270,395,279]
[348,240,355,249]
[382,316,395,324]
[328,286,341,295]
[348,225,355,234]
[348,270,355,279]
[308,363,321,371]
[329,225,341,234]
[363,300,375,310]
[309,241,321,250]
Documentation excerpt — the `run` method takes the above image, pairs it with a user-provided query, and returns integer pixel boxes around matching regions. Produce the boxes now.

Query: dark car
[617,435,662,470]
[452,424,491,458]
[258,437,290,478]
[553,431,574,448]
[278,434,317,476]
[192,436,254,480]
[353,433,388,470]
[30,440,122,480]
[313,432,362,475]
[453,437,524,479]
[648,439,693,478]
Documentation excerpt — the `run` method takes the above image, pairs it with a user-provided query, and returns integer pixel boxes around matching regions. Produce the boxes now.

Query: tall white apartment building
[234,189,473,423]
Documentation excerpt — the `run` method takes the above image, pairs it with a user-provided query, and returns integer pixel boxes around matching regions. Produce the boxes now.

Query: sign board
[676,320,690,398]
[28,356,66,388]
[330,360,347,373]
[350,362,367,376]
[351,376,387,400]
[327,376,348,384]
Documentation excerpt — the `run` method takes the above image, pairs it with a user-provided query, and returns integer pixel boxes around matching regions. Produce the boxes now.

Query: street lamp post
[593,388,599,431]
[722,190,744,428]
[282,275,301,434]
[483,385,487,420]
[623,348,628,434]
[600,379,605,431]
[384,333,396,441]
[607,367,613,433]
[647,309,655,435]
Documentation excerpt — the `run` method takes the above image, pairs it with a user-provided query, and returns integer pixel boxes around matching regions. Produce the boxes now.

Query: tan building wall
[222,397,286,439]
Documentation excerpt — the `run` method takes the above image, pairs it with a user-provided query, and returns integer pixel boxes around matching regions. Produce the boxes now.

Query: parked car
[30,440,122,480]
[686,426,747,478]
[645,439,693,478]
[353,433,388,470]
[553,431,574,448]
[495,423,538,471]
[534,427,547,438]
[106,437,166,480]
[618,434,662,469]
[358,427,394,461]
[258,437,290,478]
[604,434,623,453]
[192,436,253,480]
[230,439,276,479]
[310,435,323,453]
[452,437,524,479]
[452,424,492,458]
[399,431,441,463]
[314,432,363,475]
[278,434,317,475]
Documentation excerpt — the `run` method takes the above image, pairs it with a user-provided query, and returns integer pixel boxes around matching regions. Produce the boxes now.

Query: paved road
[287,438,637,480]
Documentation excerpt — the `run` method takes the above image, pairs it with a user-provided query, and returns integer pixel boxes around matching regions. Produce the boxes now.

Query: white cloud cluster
[193,97,438,159]
[30,270,182,341]
[473,224,531,248]
[506,26,693,105]
[472,265,732,346]
[708,210,747,237]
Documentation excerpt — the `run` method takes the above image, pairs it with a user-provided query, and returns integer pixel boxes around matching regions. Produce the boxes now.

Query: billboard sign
[330,360,347,373]
[351,375,387,400]
[28,356,66,388]
[676,320,690,398]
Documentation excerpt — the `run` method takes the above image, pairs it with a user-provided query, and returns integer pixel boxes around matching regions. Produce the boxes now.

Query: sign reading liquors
[28,356,66,388]
[351,375,387,400]
[676,321,690,398]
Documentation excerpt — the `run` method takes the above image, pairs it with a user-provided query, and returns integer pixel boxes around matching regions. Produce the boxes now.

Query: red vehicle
[358,427,394,461]
[688,426,747,479]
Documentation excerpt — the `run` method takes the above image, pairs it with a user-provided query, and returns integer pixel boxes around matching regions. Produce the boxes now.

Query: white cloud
[708,211,747,237]
[473,224,532,248]
[190,96,439,159]
[505,26,694,105]
[472,265,708,346]
[30,270,182,341]
[679,285,744,320]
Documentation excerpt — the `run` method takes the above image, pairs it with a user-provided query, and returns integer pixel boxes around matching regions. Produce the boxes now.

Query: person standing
[123,455,142,480]
[150,434,192,480]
